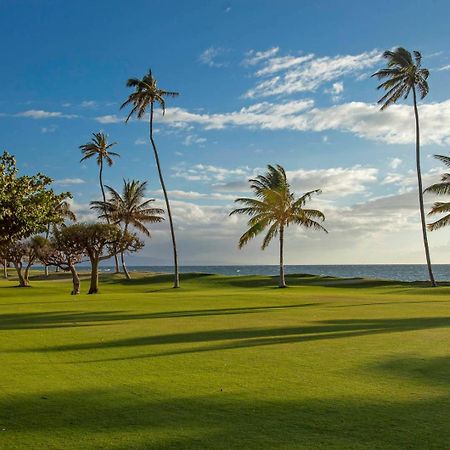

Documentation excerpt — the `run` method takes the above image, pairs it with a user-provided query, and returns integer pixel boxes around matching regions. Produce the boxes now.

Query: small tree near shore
[36,227,85,295]
[71,223,143,294]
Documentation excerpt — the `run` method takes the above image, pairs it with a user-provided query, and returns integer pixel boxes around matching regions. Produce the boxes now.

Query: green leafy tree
[121,70,180,288]
[79,133,120,273]
[91,179,164,279]
[68,223,143,294]
[0,151,69,245]
[44,197,77,276]
[230,165,327,288]
[36,228,85,295]
[372,48,436,286]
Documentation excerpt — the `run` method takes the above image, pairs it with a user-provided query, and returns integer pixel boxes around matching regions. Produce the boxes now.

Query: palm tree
[121,69,180,288]
[91,179,165,279]
[79,132,121,273]
[44,198,76,276]
[372,47,436,287]
[424,154,450,231]
[230,165,327,288]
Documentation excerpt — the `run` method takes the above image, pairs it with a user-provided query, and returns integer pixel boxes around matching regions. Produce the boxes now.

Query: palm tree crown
[80,132,120,166]
[372,47,429,110]
[230,165,327,249]
[91,179,165,236]
[425,155,450,231]
[120,69,179,121]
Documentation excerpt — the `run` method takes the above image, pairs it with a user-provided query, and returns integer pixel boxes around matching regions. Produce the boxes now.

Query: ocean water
[106,264,450,283]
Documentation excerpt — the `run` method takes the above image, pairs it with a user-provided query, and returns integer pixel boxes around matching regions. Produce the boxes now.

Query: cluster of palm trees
[67,46,450,289]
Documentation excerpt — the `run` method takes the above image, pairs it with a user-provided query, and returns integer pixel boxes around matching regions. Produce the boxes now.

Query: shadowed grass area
[1,271,449,449]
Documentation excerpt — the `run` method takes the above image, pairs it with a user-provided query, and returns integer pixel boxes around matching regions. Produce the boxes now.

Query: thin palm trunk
[3,259,8,279]
[413,87,436,287]
[99,159,120,274]
[279,225,286,288]
[149,102,180,288]
[121,251,131,280]
[44,223,50,277]
[69,265,80,295]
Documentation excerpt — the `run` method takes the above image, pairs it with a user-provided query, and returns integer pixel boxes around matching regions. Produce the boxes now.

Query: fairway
[1,272,449,449]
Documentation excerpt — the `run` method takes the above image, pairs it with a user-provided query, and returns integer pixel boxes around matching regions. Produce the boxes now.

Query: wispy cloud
[199,46,228,68]
[54,177,86,186]
[244,49,381,98]
[95,114,122,124]
[17,110,78,119]
[183,134,207,146]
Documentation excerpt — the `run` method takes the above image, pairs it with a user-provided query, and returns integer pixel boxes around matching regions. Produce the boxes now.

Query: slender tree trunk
[121,251,131,280]
[13,262,29,287]
[69,265,80,295]
[279,226,286,288]
[88,258,99,294]
[24,263,32,285]
[413,88,436,287]
[44,224,50,277]
[3,259,8,279]
[149,102,180,288]
[99,159,120,274]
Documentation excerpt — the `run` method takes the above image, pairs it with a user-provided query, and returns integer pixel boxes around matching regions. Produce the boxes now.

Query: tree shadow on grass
[16,316,450,359]
[0,386,449,449]
[0,303,316,331]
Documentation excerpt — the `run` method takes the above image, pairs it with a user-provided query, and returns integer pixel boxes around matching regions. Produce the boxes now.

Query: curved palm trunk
[69,265,80,295]
[99,159,120,274]
[121,251,131,280]
[149,102,180,288]
[413,88,436,287]
[279,226,286,288]
[13,262,29,287]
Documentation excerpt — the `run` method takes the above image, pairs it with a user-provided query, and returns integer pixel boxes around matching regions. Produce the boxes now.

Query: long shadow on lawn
[1,379,449,449]
[0,303,316,330]
[16,317,450,360]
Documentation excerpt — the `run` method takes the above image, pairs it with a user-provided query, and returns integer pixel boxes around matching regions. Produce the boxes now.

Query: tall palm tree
[372,47,436,287]
[91,179,165,279]
[44,198,77,276]
[79,132,121,273]
[230,165,327,288]
[424,154,450,231]
[121,69,180,288]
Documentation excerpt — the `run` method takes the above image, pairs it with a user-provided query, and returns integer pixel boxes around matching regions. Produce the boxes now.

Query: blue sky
[2,0,450,265]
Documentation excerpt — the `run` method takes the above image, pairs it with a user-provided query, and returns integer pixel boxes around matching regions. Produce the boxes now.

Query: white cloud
[134,138,147,145]
[172,163,253,183]
[17,110,78,119]
[244,49,381,98]
[54,178,86,186]
[199,47,228,68]
[389,158,402,169]
[95,114,122,124]
[80,100,97,108]
[41,125,57,133]
[243,47,280,66]
[159,99,450,146]
[438,64,450,71]
[182,134,207,146]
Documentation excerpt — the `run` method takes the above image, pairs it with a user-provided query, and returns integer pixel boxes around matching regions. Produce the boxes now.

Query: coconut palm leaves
[425,155,450,231]
[79,132,120,272]
[230,165,327,288]
[121,69,180,288]
[372,47,436,287]
[91,179,164,278]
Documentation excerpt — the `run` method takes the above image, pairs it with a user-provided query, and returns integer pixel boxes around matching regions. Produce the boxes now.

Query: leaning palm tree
[372,47,436,286]
[230,165,327,288]
[91,179,165,279]
[121,69,180,288]
[79,132,120,273]
[425,154,450,231]
[44,198,76,276]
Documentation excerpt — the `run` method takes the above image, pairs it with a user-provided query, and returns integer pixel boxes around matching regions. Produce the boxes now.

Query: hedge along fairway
[0,272,449,449]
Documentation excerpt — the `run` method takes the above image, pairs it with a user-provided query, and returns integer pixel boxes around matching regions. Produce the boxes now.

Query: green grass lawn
[1,271,449,449]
